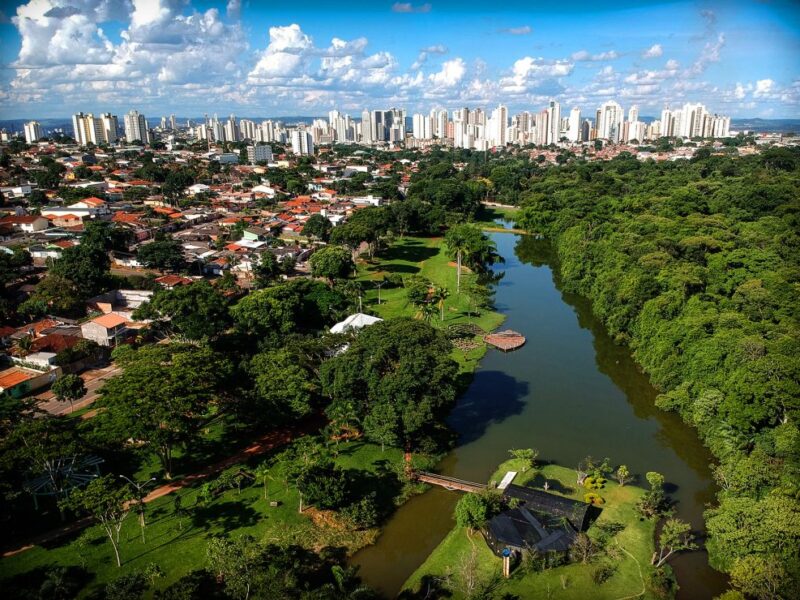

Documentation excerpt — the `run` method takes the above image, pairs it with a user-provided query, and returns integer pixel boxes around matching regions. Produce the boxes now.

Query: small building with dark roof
[482,484,593,558]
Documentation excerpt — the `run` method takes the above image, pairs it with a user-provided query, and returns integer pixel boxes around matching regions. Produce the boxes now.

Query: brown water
[351,231,727,599]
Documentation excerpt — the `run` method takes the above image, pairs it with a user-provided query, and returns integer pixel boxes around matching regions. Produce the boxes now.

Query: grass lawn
[403,459,660,599]
[356,235,505,373]
[1,440,406,597]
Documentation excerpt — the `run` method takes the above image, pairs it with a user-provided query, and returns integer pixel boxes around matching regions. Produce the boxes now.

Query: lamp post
[119,475,156,543]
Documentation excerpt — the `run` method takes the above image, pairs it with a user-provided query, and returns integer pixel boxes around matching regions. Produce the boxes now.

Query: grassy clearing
[356,236,505,373]
[1,440,406,597]
[403,460,659,599]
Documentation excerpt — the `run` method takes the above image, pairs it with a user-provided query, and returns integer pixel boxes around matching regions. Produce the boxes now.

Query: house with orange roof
[80,313,130,347]
[50,214,84,228]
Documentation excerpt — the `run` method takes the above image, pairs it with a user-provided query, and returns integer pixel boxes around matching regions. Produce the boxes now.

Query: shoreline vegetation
[515,148,800,597]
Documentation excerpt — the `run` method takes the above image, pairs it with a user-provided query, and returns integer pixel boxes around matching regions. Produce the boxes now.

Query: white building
[124,110,150,144]
[291,130,314,155]
[247,144,273,164]
[595,100,624,143]
[567,108,581,143]
[24,121,42,144]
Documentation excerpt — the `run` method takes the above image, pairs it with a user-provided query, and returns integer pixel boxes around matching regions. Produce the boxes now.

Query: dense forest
[516,147,800,595]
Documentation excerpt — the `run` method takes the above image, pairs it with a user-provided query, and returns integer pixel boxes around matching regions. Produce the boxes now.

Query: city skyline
[0,1,798,119]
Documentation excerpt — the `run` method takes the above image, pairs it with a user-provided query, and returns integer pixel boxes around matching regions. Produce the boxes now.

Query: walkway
[414,471,486,493]
[1,422,313,558]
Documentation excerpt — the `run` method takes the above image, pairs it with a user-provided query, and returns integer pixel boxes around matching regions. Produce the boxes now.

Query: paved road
[35,363,122,416]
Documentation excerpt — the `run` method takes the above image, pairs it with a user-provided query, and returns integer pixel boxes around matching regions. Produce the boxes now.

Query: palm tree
[433,286,450,321]
[445,224,478,293]
[416,302,437,323]
[13,335,33,357]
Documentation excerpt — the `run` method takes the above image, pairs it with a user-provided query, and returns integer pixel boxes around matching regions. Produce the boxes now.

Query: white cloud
[391,3,431,13]
[571,50,619,62]
[642,44,662,59]
[499,25,531,35]
[249,24,313,79]
[753,79,774,97]
[428,58,466,87]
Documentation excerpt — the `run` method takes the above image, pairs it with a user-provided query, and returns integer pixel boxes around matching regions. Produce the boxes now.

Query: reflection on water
[352,233,726,599]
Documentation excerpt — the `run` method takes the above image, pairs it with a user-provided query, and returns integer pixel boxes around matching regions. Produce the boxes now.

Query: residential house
[0,214,49,233]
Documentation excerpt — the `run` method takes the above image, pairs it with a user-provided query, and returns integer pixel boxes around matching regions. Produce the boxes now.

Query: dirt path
[1,422,312,558]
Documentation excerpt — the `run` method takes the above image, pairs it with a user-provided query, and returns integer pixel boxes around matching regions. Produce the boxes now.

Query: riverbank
[351,232,725,598]
[356,235,506,374]
[403,459,658,599]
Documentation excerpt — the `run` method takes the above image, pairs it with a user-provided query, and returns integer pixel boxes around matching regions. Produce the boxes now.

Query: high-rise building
[596,100,624,142]
[124,110,150,144]
[169,114,177,130]
[224,115,239,142]
[72,112,107,145]
[490,104,508,147]
[100,113,118,144]
[360,109,372,144]
[291,130,314,155]
[546,100,561,144]
[24,121,42,143]
[567,107,581,142]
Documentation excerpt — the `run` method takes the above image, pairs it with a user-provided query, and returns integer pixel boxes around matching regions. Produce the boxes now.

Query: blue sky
[0,0,798,119]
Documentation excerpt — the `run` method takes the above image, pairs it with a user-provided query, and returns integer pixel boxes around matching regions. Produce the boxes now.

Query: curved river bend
[352,231,727,599]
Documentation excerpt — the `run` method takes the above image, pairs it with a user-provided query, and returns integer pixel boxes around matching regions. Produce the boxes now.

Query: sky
[0,0,798,119]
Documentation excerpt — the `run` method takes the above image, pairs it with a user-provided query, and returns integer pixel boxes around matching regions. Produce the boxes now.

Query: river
[352,230,727,599]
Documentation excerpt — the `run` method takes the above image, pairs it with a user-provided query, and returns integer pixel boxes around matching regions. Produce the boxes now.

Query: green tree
[615,465,631,487]
[96,344,230,478]
[454,491,501,533]
[137,237,185,271]
[133,280,230,341]
[302,213,332,241]
[652,518,697,567]
[509,448,538,472]
[59,475,132,567]
[730,554,786,600]
[321,318,458,450]
[248,348,316,420]
[362,401,399,451]
[309,245,354,283]
[51,374,86,412]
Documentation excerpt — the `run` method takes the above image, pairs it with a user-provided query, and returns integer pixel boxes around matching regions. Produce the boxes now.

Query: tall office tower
[328,110,340,131]
[628,105,639,124]
[124,110,150,144]
[160,116,167,129]
[581,119,592,142]
[490,104,508,147]
[291,129,314,155]
[596,100,624,142]
[224,115,239,142]
[533,110,549,146]
[211,115,225,142]
[567,107,581,142]
[371,110,385,142]
[412,113,429,139]
[435,109,448,138]
[546,100,561,144]
[360,109,372,143]
[100,113,118,143]
[660,108,674,137]
[169,114,176,130]
[24,121,42,143]
[72,113,91,145]
[258,120,277,143]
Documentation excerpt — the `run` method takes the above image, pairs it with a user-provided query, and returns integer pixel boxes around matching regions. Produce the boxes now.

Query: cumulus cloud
[642,44,662,59]
[498,25,531,35]
[428,58,466,87]
[571,50,619,62]
[411,44,448,70]
[392,2,431,13]
[753,79,774,97]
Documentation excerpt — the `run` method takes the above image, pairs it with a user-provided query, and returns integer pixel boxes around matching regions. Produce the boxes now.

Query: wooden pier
[484,329,526,352]
[414,471,486,493]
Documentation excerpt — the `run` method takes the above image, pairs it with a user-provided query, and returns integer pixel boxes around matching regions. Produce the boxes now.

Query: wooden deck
[484,329,526,352]
[415,471,486,493]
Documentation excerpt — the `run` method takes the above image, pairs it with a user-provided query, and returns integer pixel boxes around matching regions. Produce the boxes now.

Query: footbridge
[414,471,486,493]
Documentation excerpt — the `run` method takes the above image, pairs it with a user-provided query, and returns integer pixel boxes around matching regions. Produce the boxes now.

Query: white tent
[330,313,383,334]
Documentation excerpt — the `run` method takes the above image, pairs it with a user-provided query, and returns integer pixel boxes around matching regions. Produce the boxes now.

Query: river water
[352,230,727,599]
